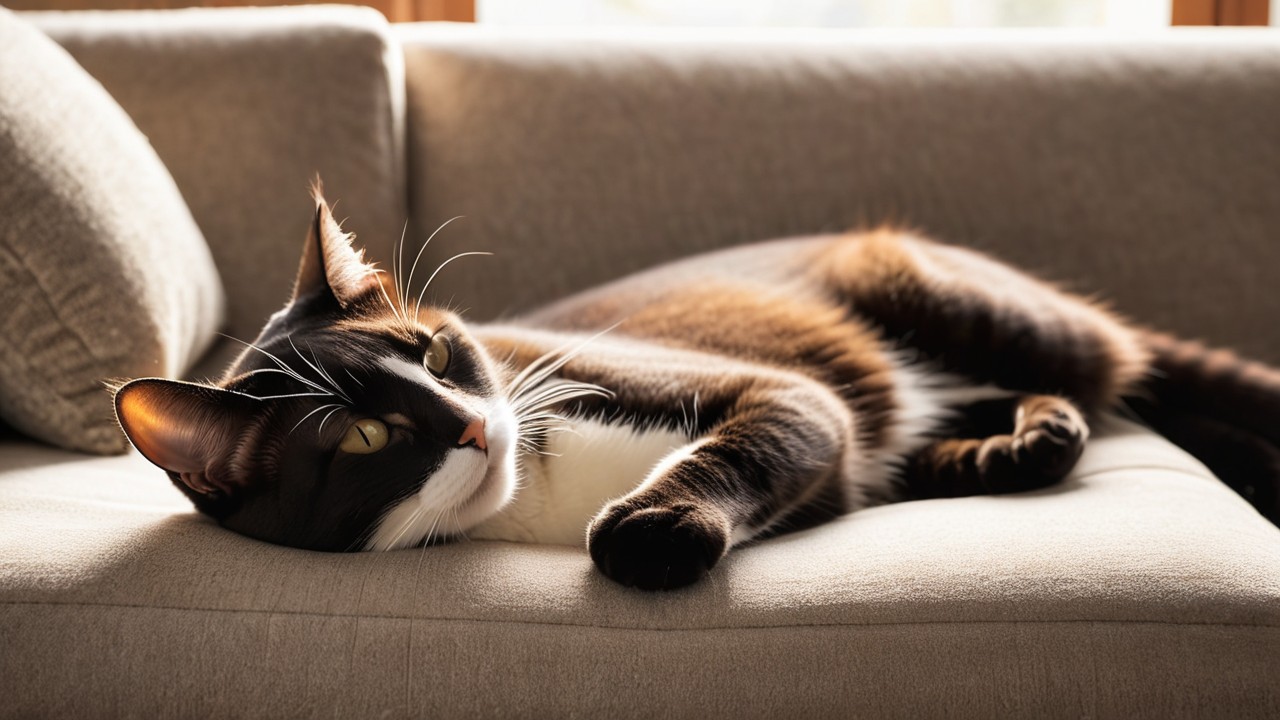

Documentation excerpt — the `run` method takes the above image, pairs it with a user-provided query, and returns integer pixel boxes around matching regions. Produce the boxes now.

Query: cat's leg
[817,231,1280,523]
[902,395,1089,499]
[586,373,856,590]
[481,327,859,591]
[816,231,1150,413]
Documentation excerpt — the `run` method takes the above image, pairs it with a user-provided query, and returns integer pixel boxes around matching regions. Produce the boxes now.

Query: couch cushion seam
[3,598,1276,631]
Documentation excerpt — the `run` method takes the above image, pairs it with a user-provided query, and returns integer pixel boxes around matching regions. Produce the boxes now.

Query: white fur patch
[849,354,1012,506]
[364,448,487,551]
[378,355,435,389]
[363,400,520,551]
[470,418,690,545]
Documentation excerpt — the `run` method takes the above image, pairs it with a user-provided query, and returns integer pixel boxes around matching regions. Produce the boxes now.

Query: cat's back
[516,233,837,331]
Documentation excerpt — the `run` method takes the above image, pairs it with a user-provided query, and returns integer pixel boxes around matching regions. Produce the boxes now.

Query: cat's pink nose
[458,417,487,452]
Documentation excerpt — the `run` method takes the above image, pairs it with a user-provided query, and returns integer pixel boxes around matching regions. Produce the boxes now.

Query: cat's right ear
[292,190,381,308]
[115,378,261,497]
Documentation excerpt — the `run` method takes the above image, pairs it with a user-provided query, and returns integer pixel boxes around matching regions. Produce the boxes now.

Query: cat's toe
[588,502,729,591]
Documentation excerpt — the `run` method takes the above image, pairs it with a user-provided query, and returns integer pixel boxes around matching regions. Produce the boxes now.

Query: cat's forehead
[223,308,468,390]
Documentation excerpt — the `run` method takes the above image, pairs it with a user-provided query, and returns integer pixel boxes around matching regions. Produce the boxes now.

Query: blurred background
[4,0,1276,28]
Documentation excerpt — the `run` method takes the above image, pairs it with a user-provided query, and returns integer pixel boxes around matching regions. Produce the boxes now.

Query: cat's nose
[458,417,487,452]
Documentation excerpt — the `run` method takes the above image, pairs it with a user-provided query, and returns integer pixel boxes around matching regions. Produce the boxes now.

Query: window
[479,0,1174,28]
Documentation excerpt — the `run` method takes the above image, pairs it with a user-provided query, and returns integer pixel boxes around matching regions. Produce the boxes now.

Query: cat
[113,191,1280,590]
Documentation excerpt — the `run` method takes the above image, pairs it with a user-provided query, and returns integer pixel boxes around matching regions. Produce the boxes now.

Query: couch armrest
[25,6,407,342]
[397,25,1280,363]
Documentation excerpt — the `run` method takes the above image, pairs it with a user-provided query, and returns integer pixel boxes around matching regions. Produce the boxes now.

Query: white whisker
[506,324,621,402]
[403,216,464,319]
[414,251,493,318]
[452,506,469,542]
[316,405,346,438]
[309,344,352,401]
[288,336,351,403]
[220,334,336,399]
[373,270,405,324]
[386,503,426,551]
[249,391,335,401]
[290,403,344,435]
[513,381,612,411]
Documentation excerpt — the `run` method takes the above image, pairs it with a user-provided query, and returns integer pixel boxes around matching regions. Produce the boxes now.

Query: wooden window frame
[1172,0,1270,25]
[5,0,475,22]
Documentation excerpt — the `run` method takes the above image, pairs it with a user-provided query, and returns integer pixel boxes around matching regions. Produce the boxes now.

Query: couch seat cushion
[1,417,1277,718]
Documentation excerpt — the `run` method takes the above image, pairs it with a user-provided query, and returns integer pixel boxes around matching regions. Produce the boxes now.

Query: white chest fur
[468,418,689,545]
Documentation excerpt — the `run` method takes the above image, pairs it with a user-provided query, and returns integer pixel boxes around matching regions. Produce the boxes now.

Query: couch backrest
[28,6,407,349]
[396,25,1280,364]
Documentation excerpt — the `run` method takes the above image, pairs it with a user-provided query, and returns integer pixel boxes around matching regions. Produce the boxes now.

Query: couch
[3,7,1279,717]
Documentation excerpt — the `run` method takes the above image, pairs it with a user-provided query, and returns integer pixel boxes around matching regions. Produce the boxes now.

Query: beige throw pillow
[0,9,225,454]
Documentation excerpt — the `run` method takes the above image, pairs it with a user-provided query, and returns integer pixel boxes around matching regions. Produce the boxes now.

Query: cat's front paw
[588,501,729,591]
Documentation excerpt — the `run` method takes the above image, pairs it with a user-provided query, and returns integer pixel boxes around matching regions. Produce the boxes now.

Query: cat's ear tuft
[293,189,382,308]
[115,379,261,497]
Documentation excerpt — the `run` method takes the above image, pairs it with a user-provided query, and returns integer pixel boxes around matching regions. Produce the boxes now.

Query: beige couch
[3,7,1279,718]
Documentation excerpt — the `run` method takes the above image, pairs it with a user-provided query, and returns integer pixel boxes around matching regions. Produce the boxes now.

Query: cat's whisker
[290,403,344,435]
[413,251,493,319]
[513,409,565,425]
[513,378,611,404]
[395,216,407,314]
[220,334,338,399]
[512,382,612,416]
[506,324,622,402]
[395,220,419,322]
[506,353,563,401]
[288,336,352,403]
[451,506,469,542]
[423,507,448,548]
[316,405,346,438]
[371,269,405,325]
[403,216,464,320]
[386,504,425,551]
[344,368,365,388]
[309,344,354,402]
[249,391,335,401]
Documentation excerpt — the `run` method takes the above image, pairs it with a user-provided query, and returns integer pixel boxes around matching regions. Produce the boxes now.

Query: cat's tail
[1124,331,1280,524]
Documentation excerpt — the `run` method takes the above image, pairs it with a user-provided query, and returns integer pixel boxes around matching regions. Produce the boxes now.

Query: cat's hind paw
[981,396,1088,492]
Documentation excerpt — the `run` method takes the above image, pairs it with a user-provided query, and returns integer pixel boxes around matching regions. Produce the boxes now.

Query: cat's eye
[425,334,451,377]
[340,419,389,454]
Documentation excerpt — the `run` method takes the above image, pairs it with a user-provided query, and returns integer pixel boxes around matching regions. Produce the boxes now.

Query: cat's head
[114,194,519,552]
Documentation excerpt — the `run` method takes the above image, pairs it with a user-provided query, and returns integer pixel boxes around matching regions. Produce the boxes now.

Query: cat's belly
[468,418,690,545]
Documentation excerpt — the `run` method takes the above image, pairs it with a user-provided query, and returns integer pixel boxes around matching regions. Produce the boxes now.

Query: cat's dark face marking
[115,197,519,552]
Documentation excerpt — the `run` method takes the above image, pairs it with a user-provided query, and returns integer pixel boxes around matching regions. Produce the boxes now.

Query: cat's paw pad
[980,399,1088,491]
[1017,405,1087,476]
[588,502,729,591]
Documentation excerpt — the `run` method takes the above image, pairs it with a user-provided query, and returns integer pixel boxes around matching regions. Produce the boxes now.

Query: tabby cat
[114,193,1280,590]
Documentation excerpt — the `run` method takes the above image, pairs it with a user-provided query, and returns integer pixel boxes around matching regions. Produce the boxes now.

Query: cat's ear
[115,378,261,497]
[292,190,381,308]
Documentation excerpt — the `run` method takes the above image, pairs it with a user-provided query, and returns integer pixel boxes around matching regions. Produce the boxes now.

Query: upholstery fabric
[3,14,1280,719]
[26,6,407,347]
[0,9,223,454]
[2,418,1278,717]
[397,26,1280,365]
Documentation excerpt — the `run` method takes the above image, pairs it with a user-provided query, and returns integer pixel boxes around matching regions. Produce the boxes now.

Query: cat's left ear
[115,378,262,497]
[292,191,381,308]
